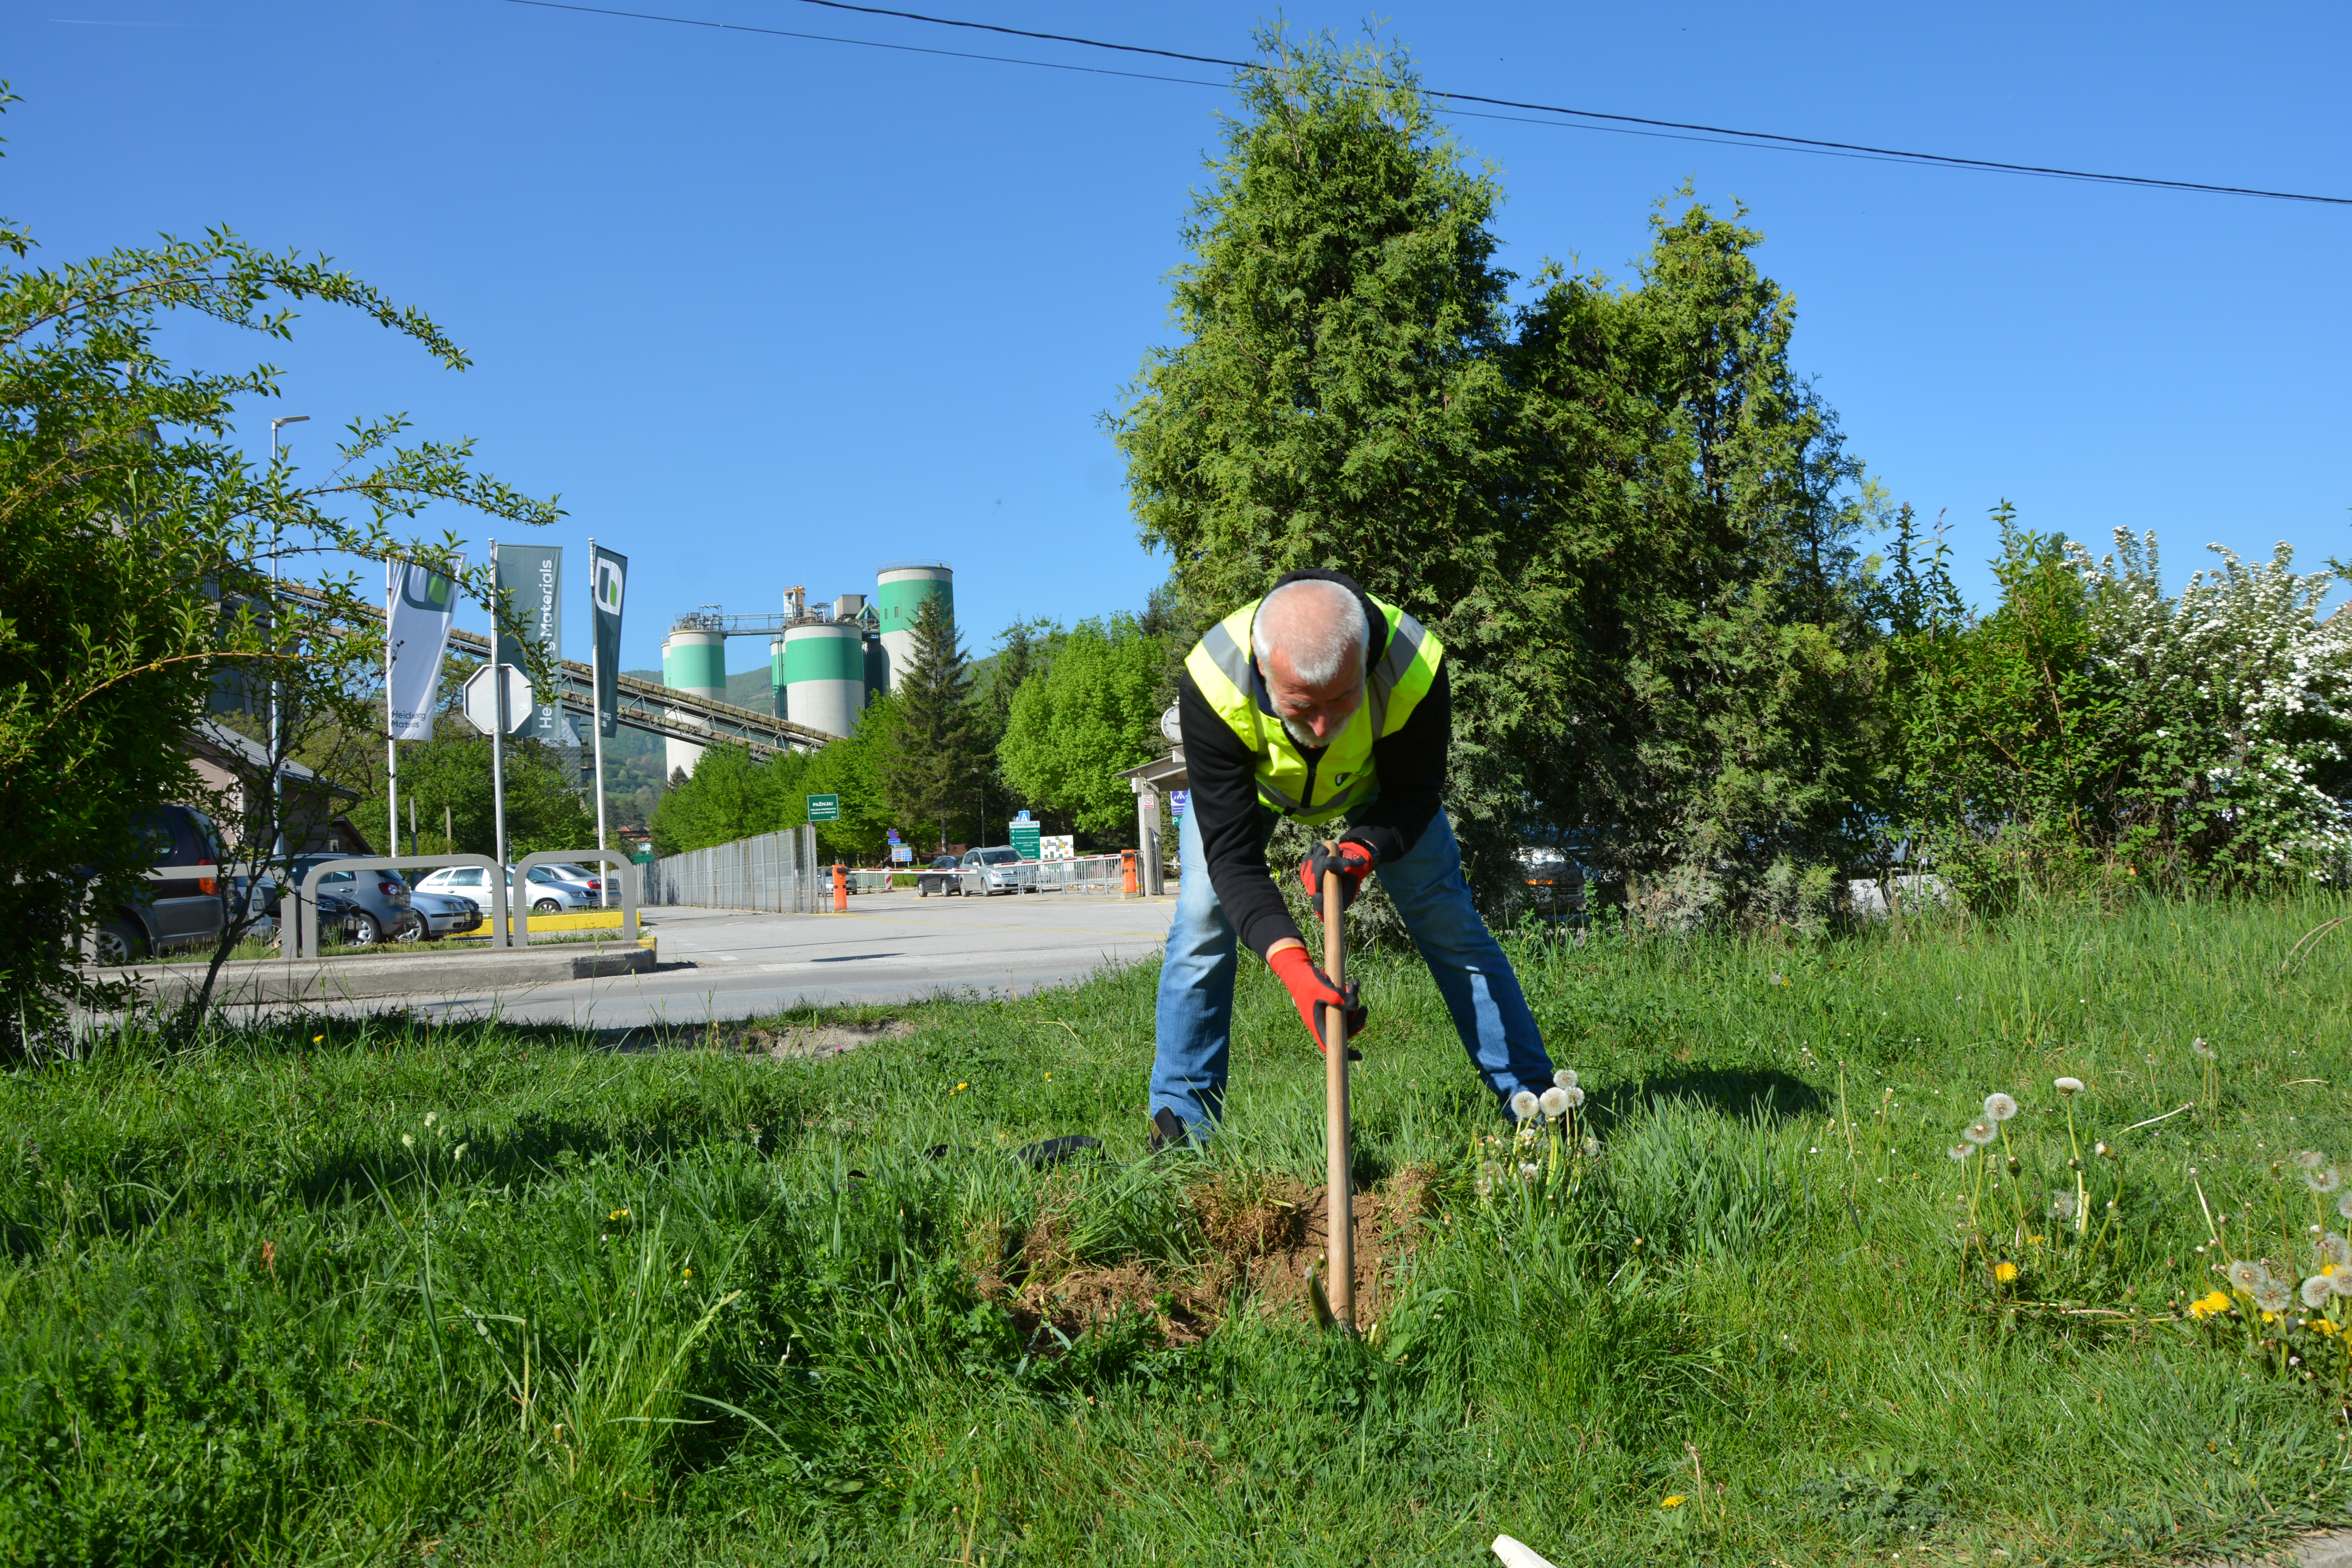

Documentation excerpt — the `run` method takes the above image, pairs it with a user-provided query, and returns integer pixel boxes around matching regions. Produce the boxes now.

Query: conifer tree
[880,594,987,848]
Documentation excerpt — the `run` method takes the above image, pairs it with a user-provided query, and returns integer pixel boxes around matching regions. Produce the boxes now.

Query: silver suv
[289,856,417,947]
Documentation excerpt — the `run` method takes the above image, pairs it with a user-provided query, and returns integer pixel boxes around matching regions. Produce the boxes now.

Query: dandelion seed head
[2325,1234,2352,1269]
[1510,1089,1539,1123]
[401,1133,414,1148]
[2312,1169,2344,1194]
[2256,1280,2294,1314]
[1540,1087,1570,1119]
[1553,1068,1579,1091]
[2192,1037,2216,1060]
[1963,1120,1997,1146]
[2229,1259,2270,1293]
[2305,1276,2336,1308]
[1580,1136,1600,1158]
[1949,1144,1975,1163]
[2297,1151,2329,1171]
[1984,1093,2020,1122]
[2049,1191,2077,1221]
[1562,1085,1586,1109]
[1517,1162,1541,1182]
[2054,1076,2085,1096]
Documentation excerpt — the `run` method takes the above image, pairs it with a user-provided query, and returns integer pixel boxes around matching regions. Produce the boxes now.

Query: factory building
[659,563,953,777]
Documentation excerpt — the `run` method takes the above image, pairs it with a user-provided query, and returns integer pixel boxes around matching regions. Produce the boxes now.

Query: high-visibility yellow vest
[1182,592,1443,824]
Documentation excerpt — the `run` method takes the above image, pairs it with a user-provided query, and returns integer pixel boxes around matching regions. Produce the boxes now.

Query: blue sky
[11,0,2348,674]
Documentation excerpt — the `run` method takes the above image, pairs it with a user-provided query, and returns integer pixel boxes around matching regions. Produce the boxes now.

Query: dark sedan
[914,855,963,897]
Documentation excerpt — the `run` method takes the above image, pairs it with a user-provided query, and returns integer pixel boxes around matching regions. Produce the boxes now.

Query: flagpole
[489,537,508,879]
[589,535,610,907]
[385,558,400,873]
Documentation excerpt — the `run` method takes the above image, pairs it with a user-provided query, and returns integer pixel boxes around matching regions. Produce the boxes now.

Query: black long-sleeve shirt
[1177,570,1448,959]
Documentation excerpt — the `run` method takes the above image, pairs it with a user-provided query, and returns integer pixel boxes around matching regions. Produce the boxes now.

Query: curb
[113,943,657,1005]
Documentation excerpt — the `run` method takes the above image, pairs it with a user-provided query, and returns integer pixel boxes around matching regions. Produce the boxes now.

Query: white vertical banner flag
[387,556,462,741]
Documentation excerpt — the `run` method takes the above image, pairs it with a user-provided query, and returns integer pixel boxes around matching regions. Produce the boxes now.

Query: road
[283,889,1179,1029]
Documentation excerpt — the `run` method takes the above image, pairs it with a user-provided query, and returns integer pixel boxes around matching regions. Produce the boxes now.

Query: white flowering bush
[1885,506,2352,896]
[2071,530,2352,881]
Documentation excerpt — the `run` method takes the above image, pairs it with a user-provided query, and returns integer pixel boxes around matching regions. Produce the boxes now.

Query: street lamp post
[267,416,309,864]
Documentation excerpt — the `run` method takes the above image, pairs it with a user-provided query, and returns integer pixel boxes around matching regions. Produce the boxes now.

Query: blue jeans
[1150,803,1553,1138]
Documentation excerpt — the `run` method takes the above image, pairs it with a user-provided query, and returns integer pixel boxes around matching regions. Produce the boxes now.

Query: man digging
[1149,571,1556,1150]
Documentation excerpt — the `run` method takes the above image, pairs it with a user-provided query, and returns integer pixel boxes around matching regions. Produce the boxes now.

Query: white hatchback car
[412,865,599,916]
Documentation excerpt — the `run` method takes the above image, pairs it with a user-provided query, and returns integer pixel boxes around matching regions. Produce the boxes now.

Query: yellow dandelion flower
[312,1034,324,1044]
[608,1208,630,1221]
[2316,1318,2341,1338]
[1662,1495,1686,1508]
[1994,1261,2019,1283]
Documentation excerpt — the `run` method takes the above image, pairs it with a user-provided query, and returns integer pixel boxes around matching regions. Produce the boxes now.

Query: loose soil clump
[980,1167,1434,1348]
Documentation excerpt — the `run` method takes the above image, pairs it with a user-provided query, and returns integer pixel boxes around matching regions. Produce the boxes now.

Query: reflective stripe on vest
[1183,593,1443,824]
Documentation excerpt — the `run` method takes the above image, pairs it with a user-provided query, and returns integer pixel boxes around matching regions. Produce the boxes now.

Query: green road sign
[1010,820,1041,861]
[806,793,840,822]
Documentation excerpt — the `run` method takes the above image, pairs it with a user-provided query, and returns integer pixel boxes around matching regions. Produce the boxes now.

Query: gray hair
[1252,579,1368,686]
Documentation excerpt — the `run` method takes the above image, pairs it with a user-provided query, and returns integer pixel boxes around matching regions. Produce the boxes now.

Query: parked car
[543,862,620,902]
[313,890,368,946]
[915,855,964,897]
[410,865,597,917]
[410,864,498,913]
[959,846,1038,896]
[408,888,483,938]
[289,855,416,947]
[231,872,281,944]
[90,804,225,964]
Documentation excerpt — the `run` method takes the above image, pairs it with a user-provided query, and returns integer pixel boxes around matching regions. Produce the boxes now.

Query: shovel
[1317,846,1355,1333]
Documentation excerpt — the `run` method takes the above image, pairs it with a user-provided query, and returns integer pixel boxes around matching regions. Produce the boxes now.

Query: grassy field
[7,895,2352,1565]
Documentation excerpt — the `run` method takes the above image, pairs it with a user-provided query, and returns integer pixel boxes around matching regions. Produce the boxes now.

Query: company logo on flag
[590,543,628,739]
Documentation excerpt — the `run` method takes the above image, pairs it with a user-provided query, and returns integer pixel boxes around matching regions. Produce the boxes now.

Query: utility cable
[505,0,2351,206]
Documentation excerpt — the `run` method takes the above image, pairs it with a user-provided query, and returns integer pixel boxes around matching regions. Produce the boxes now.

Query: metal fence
[1033,853,1138,894]
[643,825,825,912]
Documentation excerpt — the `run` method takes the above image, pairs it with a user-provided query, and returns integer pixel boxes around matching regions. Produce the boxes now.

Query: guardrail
[514,850,640,943]
[642,825,824,913]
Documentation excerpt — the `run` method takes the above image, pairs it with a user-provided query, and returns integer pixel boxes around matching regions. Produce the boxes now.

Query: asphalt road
[300,889,1179,1029]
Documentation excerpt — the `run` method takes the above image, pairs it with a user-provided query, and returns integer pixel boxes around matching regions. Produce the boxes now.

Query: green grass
[7,895,2352,1565]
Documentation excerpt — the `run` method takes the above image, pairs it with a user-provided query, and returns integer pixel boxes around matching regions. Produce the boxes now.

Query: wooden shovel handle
[1321,846,1354,1330]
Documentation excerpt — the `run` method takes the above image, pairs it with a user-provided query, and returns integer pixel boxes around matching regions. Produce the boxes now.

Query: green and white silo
[782,599,867,739]
[660,620,728,777]
[876,561,953,690]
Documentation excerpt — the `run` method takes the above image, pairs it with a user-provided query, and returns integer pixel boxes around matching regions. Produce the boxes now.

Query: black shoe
[1147,1106,1189,1156]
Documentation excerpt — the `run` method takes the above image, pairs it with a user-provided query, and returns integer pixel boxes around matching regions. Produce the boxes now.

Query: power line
[505,0,2352,207]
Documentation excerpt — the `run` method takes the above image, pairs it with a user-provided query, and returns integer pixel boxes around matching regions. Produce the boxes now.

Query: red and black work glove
[1298,838,1377,913]
[1267,945,1365,1059]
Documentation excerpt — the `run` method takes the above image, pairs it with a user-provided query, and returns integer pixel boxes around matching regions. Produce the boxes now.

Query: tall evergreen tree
[1114,30,1883,924]
[880,594,987,849]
